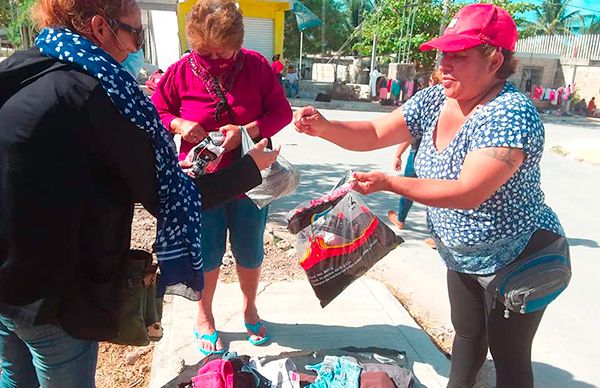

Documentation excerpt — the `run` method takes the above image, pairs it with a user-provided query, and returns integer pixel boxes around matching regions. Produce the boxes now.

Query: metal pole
[397,0,408,63]
[370,32,377,73]
[299,31,304,79]
[405,1,417,63]
[321,0,326,54]
[436,0,451,65]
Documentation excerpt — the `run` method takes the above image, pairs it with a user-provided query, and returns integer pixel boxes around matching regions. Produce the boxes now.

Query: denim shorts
[200,197,268,272]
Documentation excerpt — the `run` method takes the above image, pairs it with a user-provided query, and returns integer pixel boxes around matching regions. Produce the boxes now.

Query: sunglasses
[112,20,145,50]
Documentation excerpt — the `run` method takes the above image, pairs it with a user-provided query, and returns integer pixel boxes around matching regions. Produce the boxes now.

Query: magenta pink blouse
[151,49,292,168]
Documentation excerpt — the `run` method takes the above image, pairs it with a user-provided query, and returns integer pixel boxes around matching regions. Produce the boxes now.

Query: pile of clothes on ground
[181,347,414,388]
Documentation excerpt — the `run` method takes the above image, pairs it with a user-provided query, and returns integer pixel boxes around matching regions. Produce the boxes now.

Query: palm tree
[523,0,580,36]
[343,0,375,30]
[579,14,600,34]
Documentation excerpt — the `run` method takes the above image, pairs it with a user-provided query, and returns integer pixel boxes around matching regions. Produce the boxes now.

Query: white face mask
[121,49,145,79]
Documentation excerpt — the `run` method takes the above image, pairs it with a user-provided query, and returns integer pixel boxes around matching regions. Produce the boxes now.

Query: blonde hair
[477,44,518,80]
[31,0,137,35]
[186,0,244,52]
[429,69,442,86]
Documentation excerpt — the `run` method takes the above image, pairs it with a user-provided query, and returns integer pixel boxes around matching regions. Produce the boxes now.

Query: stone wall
[295,80,370,101]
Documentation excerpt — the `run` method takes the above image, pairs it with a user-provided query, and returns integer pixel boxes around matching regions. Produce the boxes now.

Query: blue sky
[523,0,600,21]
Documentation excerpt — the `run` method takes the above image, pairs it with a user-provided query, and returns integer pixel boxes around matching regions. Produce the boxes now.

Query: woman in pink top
[152,0,292,355]
[272,54,284,84]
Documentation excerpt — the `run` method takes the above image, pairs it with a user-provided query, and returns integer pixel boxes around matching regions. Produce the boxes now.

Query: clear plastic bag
[241,127,301,209]
[287,174,404,307]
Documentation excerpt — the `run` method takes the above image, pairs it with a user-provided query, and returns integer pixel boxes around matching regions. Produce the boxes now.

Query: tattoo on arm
[482,148,518,169]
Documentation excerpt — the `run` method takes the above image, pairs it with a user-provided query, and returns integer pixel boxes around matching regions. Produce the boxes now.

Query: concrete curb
[551,143,600,166]
[289,98,397,113]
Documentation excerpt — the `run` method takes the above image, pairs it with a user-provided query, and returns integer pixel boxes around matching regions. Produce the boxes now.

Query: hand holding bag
[240,126,301,209]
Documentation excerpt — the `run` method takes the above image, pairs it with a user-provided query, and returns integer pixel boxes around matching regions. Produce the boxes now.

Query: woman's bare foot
[387,210,405,229]
[195,320,224,353]
[424,238,437,249]
[244,305,268,342]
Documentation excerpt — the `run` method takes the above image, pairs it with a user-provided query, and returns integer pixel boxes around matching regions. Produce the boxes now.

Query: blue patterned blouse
[401,82,563,275]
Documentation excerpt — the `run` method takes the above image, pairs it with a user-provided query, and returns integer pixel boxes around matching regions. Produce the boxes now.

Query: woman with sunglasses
[0,0,279,386]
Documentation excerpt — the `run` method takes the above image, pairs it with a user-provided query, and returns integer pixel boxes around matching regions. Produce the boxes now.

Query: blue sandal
[193,328,226,356]
[244,321,270,346]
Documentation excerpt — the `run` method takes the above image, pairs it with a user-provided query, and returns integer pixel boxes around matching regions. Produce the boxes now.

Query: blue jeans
[397,148,417,222]
[286,82,299,98]
[0,314,98,388]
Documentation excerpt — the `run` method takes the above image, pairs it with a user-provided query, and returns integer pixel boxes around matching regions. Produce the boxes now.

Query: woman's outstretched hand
[293,106,328,137]
[247,138,281,171]
[350,171,391,195]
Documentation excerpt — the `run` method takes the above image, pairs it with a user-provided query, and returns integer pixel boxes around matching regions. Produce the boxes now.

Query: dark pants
[445,230,563,388]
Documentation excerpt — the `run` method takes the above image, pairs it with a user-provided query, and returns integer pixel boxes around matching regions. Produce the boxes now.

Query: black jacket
[0,49,262,339]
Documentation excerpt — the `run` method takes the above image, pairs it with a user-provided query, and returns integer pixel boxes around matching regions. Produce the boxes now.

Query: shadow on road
[567,237,599,248]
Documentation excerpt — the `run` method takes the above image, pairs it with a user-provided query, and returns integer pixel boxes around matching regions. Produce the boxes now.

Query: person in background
[574,98,587,115]
[0,0,279,386]
[387,69,442,249]
[587,97,596,116]
[152,0,292,356]
[284,65,300,98]
[272,53,284,84]
[293,5,567,387]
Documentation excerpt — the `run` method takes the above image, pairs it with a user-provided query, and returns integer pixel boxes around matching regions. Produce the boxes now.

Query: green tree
[0,1,11,31]
[522,0,581,36]
[284,0,352,61]
[353,0,541,70]
[5,0,36,48]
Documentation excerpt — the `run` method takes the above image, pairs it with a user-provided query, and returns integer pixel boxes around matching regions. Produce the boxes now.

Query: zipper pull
[520,292,530,314]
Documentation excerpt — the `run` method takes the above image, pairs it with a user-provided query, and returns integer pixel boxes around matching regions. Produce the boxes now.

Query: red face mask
[194,52,236,76]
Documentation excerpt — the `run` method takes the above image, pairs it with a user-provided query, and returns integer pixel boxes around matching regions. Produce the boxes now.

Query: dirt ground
[96,207,452,387]
[95,207,304,388]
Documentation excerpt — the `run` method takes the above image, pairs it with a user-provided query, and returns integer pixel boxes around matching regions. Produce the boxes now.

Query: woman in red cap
[292,4,568,388]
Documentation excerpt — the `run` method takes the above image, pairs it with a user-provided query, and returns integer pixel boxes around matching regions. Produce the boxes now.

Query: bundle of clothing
[184,347,413,388]
[531,85,572,105]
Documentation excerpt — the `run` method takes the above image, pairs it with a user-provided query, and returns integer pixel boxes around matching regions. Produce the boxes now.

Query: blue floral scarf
[36,28,203,298]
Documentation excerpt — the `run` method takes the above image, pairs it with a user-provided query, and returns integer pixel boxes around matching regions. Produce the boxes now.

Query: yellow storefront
[176,0,291,61]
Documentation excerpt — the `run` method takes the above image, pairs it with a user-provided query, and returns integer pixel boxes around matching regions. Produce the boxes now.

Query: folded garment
[362,363,413,388]
[360,371,394,388]
[306,355,362,388]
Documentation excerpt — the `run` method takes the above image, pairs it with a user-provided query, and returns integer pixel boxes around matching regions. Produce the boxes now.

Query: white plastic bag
[241,127,301,209]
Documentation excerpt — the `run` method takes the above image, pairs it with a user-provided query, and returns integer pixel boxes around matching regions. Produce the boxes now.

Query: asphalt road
[269,107,600,388]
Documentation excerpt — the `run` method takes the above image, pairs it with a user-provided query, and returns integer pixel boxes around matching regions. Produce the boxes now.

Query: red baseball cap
[420,3,518,53]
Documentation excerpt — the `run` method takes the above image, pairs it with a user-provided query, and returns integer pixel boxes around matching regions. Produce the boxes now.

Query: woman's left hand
[350,171,391,195]
[220,124,242,151]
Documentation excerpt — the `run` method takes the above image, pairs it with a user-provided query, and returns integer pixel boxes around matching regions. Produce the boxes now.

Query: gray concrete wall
[570,62,600,102]
[513,53,600,102]
[511,53,561,89]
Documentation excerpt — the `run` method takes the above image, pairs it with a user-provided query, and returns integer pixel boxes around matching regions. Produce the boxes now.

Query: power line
[562,3,600,13]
